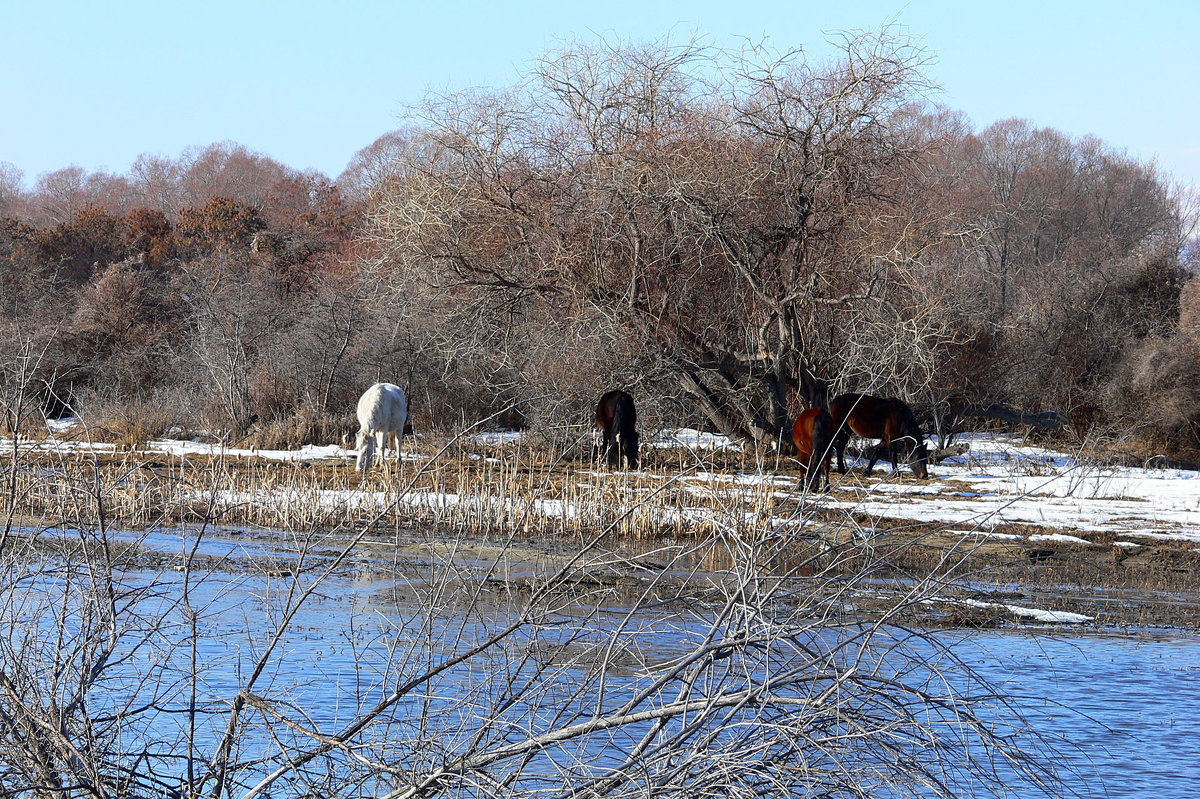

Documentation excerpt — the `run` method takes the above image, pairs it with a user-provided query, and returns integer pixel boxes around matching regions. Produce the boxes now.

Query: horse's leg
[620,431,635,470]
[864,440,881,476]
[834,431,848,473]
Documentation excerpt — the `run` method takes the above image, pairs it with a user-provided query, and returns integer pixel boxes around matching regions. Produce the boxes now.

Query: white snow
[149,440,361,461]
[46,417,80,434]
[2,437,117,454]
[1027,533,1093,545]
[473,431,523,446]
[821,434,1200,542]
[6,433,356,462]
[650,428,742,451]
[964,599,1092,625]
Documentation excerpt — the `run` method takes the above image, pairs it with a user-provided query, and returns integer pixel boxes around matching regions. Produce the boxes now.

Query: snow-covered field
[18,423,1200,545]
[823,434,1200,544]
[20,423,1200,627]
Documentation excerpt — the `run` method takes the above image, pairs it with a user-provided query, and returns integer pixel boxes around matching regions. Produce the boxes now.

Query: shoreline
[5,430,1199,632]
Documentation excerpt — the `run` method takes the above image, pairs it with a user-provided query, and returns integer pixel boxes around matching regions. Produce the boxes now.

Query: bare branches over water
[0,434,1069,798]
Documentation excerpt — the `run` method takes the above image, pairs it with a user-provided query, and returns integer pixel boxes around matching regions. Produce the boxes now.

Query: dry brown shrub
[78,395,185,449]
[1103,333,1200,451]
[1179,277,1200,334]
[243,406,356,450]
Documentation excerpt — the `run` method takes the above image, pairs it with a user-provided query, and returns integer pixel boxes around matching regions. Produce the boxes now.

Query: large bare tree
[366,32,939,448]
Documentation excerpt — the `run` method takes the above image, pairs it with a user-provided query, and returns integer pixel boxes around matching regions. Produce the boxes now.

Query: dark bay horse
[595,390,639,470]
[791,407,834,491]
[828,393,929,478]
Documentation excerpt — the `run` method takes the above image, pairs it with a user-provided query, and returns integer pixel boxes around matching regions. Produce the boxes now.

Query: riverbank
[5,428,1199,630]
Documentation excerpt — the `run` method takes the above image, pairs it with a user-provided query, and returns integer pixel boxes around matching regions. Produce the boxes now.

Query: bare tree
[366,31,939,449]
[130,154,187,220]
[0,163,24,219]
[177,249,288,435]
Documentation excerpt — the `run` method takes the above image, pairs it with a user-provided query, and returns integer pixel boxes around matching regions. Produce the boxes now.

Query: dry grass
[241,407,358,450]
[2,437,815,543]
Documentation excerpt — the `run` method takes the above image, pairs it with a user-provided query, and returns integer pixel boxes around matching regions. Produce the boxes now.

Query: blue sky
[2,1,1197,189]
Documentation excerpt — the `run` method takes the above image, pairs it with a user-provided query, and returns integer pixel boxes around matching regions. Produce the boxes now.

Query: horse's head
[896,407,930,478]
[910,442,929,478]
[355,428,373,471]
[895,434,929,478]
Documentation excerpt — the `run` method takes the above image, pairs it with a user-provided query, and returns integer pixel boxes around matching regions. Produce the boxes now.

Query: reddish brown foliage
[176,196,265,254]
[33,203,128,284]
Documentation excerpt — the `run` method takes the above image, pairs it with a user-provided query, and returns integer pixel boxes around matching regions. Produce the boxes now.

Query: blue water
[8,529,1200,798]
[953,631,1200,798]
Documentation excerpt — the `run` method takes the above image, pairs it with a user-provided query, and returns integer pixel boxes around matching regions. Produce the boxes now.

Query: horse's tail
[827,394,857,473]
[610,396,638,469]
[808,410,833,490]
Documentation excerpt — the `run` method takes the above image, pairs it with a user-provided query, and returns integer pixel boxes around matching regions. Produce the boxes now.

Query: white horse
[354,383,408,471]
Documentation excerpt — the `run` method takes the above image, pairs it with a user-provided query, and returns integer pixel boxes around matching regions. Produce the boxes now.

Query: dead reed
[0,434,829,548]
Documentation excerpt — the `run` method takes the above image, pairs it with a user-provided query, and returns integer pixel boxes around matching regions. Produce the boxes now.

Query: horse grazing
[595,390,639,470]
[828,393,929,478]
[355,383,408,472]
[791,407,834,491]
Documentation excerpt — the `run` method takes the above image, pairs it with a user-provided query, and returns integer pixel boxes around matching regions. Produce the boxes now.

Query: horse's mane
[899,403,923,436]
[890,402,928,455]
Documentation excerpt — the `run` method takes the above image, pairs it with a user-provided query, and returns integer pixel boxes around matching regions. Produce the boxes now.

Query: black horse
[828,393,929,478]
[595,390,639,470]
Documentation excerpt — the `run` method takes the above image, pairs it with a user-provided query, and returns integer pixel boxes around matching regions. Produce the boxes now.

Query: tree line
[2,33,1197,454]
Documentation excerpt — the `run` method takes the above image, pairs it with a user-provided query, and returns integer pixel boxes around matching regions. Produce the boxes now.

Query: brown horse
[595,390,639,470]
[791,407,834,491]
[828,393,929,478]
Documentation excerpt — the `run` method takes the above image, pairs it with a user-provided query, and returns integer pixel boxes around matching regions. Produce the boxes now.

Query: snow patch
[965,599,1092,625]
[650,428,742,451]
[1028,533,1092,545]
[473,431,523,446]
